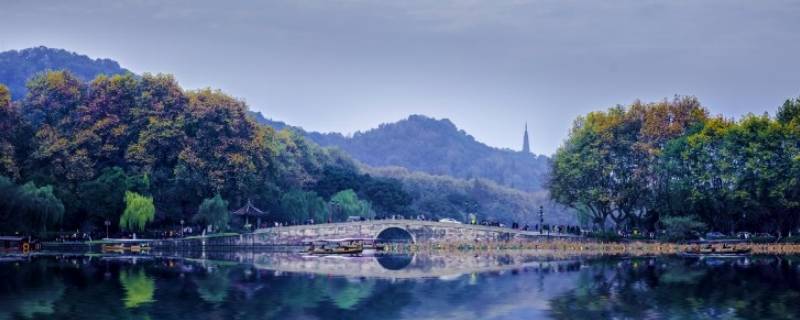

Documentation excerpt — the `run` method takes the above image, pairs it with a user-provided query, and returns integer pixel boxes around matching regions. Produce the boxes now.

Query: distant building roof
[232,199,268,217]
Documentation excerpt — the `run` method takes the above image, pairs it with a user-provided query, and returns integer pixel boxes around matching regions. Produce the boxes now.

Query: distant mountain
[0,46,131,100]
[250,112,552,192]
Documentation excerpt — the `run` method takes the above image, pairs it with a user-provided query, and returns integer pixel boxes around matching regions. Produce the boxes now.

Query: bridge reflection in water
[171,250,584,280]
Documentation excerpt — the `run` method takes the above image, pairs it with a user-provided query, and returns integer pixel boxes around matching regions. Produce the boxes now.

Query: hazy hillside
[364,166,574,225]
[250,112,552,192]
[0,46,130,100]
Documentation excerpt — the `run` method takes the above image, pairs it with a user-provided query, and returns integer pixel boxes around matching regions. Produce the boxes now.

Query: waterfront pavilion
[232,200,268,230]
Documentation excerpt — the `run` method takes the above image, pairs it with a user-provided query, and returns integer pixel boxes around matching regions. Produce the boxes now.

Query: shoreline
[30,238,800,256]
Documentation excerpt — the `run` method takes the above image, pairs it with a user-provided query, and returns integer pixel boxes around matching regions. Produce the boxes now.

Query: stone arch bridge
[236,220,578,245]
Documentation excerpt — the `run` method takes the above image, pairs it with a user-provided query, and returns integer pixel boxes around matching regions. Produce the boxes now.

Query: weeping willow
[119,191,155,231]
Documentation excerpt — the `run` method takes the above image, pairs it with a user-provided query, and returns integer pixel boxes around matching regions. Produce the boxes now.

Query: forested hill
[250,112,552,192]
[0,48,575,236]
[0,46,130,100]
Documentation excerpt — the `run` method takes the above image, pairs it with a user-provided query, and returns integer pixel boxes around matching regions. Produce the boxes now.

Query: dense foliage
[193,194,230,232]
[0,176,64,235]
[329,189,372,221]
[251,113,552,192]
[0,71,413,236]
[550,96,800,235]
[120,191,155,232]
[367,166,575,225]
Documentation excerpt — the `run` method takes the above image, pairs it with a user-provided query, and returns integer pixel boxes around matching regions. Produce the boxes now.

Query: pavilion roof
[231,200,268,216]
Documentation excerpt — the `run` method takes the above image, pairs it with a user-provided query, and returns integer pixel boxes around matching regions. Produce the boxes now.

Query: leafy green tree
[119,191,155,232]
[192,194,230,232]
[16,182,64,235]
[77,167,129,227]
[314,166,362,199]
[549,113,615,229]
[659,215,706,241]
[551,97,708,230]
[362,178,411,217]
[777,96,800,125]
[329,189,372,221]
[0,179,66,235]
[279,190,328,223]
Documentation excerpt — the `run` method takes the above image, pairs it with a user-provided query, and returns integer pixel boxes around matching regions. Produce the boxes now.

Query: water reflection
[119,269,156,308]
[549,256,800,320]
[0,254,798,319]
[171,250,582,279]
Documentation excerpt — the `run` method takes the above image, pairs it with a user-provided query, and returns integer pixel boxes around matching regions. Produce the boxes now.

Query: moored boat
[101,240,151,254]
[680,243,751,257]
[307,239,365,255]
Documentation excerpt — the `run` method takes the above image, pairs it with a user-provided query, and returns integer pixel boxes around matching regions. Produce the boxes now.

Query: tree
[313,166,362,199]
[329,189,372,221]
[192,194,230,232]
[550,97,707,231]
[362,178,411,217]
[659,215,706,241]
[119,191,155,232]
[777,96,800,125]
[17,181,64,235]
[278,190,327,223]
[0,84,25,180]
[77,167,129,226]
[549,114,615,229]
[0,177,64,235]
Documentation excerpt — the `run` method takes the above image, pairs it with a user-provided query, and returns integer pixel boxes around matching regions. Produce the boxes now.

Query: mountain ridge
[249,111,552,192]
[0,46,131,100]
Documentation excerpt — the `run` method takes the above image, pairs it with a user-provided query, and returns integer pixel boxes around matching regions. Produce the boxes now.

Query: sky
[2,0,800,155]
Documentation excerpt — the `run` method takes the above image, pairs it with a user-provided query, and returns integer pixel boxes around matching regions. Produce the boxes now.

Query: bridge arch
[376,226,415,244]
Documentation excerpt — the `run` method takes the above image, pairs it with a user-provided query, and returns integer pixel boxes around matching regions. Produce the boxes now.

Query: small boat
[307,239,364,255]
[330,238,387,252]
[102,244,125,253]
[680,244,751,257]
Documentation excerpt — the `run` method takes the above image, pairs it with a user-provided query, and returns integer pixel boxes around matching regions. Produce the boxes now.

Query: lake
[1,251,799,320]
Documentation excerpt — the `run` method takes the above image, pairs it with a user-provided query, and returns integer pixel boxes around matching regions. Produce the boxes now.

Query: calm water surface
[1,252,799,320]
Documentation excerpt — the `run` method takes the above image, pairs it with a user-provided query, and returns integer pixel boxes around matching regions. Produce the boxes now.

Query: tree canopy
[193,194,230,232]
[329,189,372,221]
[550,96,800,235]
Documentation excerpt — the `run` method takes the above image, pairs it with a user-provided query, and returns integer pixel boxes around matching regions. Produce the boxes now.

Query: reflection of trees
[194,269,231,304]
[120,269,156,308]
[549,257,800,320]
[324,279,375,310]
[0,258,65,320]
[278,276,327,309]
[16,282,66,319]
[0,279,65,319]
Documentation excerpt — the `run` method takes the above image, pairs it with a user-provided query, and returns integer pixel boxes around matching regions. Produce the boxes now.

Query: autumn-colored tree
[0,85,24,179]
[553,96,800,234]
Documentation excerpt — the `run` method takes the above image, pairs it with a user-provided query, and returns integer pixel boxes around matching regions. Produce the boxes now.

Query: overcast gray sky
[2,0,799,155]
